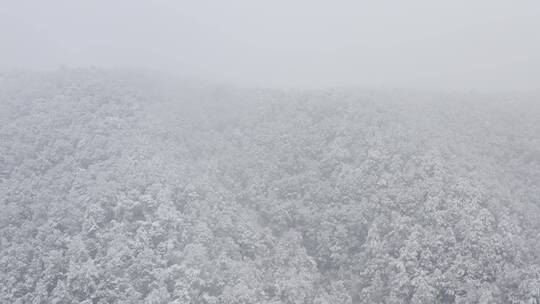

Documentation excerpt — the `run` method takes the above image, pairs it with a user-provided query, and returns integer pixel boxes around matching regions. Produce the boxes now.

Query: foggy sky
[1,0,539,90]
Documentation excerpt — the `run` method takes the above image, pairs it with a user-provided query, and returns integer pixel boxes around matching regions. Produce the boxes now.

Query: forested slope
[1,69,539,303]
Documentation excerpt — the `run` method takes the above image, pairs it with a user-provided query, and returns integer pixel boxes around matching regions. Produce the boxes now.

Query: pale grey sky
[1,0,539,90]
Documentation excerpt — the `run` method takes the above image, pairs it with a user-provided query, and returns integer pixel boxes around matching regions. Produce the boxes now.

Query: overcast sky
[1,0,539,90]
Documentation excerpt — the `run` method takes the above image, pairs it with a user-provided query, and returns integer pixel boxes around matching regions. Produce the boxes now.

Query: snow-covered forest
[1,69,539,303]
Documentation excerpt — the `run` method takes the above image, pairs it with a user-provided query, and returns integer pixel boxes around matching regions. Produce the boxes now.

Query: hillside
[1,69,540,303]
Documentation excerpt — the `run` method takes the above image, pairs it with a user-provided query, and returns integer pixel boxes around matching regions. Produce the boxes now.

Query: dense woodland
[1,69,540,303]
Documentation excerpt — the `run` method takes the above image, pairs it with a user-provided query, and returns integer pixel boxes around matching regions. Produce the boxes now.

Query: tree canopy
[1,69,539,303]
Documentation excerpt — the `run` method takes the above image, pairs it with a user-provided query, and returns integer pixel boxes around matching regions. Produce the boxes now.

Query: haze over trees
[1,69,540,303]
